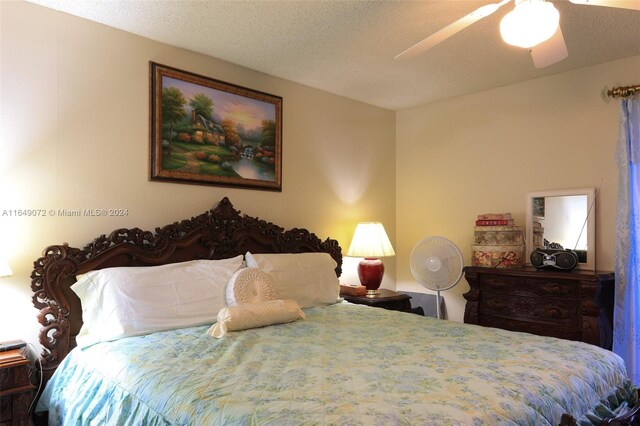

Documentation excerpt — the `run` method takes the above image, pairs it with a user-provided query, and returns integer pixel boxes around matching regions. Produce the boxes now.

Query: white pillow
[208,299,305,338]
[245,252,339,308]
[72,256,244,347]
[226,267,277,306]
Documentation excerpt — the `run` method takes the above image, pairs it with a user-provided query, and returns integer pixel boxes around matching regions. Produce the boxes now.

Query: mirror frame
[525,188,596,270]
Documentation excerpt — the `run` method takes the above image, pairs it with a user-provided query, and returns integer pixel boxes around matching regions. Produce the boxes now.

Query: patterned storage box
[532,226,544,249]
[471,244,525,268]
[473,226,524,246]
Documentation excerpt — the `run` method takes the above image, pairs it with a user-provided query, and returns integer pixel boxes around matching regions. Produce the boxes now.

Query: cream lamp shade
[347,222,395,295]
[346,222,395,258]
[500,0,560,48]
[0,261,13,278]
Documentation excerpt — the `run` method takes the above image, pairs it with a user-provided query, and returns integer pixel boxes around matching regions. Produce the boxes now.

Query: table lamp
[346,222,395,296]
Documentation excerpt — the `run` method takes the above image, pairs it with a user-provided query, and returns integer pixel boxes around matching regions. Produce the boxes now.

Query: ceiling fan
[395,0,640,68]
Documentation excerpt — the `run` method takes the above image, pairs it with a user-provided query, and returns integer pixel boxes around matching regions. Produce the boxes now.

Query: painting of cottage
[151,63,282,191]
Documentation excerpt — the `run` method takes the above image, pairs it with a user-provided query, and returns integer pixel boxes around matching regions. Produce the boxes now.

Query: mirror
[525,188,595,270]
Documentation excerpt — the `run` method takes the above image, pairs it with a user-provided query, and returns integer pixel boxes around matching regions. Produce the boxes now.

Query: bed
[31,197,639,425]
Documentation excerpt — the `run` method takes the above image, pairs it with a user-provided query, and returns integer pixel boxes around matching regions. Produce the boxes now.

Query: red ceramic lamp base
[358,258,384,295]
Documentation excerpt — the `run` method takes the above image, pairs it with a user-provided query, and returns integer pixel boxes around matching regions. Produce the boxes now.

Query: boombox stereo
[530,249,579,271]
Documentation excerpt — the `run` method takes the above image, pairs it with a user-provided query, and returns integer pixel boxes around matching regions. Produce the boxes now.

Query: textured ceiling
[25,0,640,110]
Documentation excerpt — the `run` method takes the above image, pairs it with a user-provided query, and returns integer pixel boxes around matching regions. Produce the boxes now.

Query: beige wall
[0,1,396,346]
[396,55,640,322]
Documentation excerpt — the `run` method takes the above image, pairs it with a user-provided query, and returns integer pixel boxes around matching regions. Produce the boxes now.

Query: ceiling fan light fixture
[500,0,560,48]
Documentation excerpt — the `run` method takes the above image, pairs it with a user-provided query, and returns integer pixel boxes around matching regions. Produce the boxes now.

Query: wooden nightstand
[342,288,412,313]
[0,347,35,426]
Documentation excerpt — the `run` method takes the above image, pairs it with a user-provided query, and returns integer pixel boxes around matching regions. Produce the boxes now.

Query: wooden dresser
[463,266,614,349]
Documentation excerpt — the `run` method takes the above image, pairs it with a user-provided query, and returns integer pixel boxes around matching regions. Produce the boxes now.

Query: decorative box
[471,244,525,268]
[473,226,524,246]
[532,226,544,249]
[339,284,367,296]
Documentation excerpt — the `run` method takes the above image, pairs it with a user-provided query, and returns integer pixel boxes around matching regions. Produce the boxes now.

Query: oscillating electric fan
[410,236,464,320]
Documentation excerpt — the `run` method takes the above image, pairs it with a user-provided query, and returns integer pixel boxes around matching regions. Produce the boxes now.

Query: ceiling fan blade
[530,26,568,68]
[568,0,640,10]
[395,0,512,60]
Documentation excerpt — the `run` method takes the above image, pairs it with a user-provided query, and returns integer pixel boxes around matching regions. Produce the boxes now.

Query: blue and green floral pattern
[37,302,633,425]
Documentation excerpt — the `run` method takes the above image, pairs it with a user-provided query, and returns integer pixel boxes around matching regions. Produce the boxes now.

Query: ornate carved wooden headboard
[31,197,342,382]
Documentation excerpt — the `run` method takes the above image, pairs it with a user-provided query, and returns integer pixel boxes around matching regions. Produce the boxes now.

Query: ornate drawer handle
[486,299,507,310]
[546,308,561,319]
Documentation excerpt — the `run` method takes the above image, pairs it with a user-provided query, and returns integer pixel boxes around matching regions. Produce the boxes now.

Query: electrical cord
[26,342,43,416]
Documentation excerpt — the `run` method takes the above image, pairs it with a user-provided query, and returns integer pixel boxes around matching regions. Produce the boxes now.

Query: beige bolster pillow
[208,299,305,338]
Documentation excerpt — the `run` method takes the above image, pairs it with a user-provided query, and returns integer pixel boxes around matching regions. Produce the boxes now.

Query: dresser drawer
[480,316,580,341]
[0,392,32,426]
[0,395,9,423]
[0,370,9,390]
[480,293,579,325]
[480,275,579,299]
[0,365,30,391]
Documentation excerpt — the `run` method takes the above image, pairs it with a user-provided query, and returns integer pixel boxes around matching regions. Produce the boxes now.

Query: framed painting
[150,62,282,191]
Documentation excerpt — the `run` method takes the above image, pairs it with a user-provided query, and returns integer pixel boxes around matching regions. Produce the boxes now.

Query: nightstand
[342,288,412,313]
[0,347,35,426]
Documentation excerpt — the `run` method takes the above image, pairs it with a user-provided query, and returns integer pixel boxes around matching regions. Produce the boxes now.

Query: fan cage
[410,236,464,292]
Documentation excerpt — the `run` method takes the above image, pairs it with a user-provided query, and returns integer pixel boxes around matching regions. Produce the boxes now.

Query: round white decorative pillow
[226,267,277,306]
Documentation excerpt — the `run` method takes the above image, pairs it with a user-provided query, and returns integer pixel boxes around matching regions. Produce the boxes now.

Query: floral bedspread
[37,302,632,425]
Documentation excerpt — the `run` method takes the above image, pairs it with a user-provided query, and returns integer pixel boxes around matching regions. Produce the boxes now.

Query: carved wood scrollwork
[31,197,342,381]
[462,271,479,324]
